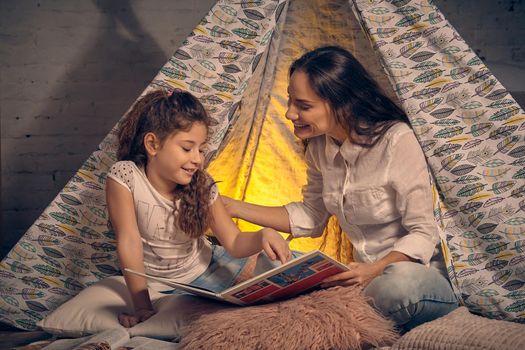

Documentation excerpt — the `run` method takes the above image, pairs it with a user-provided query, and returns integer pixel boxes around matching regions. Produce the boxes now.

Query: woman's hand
[260,227,291,264]
[118,308,156,328]
[220,195,238,218]
[321,251,414,289]
[320,261,383,289]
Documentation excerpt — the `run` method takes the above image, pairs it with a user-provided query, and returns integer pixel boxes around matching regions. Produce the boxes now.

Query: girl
[106,89,291,328]
[223,46,459,331]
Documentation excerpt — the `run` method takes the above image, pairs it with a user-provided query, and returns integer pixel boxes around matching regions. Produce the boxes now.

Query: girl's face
[286,70,346,142]
[147,122,208,191]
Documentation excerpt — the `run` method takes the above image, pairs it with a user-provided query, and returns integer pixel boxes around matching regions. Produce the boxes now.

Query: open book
[125,250,349,305]
[41,328,178,350]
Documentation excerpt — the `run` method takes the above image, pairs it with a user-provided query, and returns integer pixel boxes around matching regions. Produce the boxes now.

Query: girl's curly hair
[117,89,214,238]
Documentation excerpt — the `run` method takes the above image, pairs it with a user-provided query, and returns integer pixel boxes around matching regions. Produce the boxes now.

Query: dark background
[1,0,524,259]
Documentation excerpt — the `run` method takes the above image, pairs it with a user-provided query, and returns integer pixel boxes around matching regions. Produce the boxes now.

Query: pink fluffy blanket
[179,285,399,350]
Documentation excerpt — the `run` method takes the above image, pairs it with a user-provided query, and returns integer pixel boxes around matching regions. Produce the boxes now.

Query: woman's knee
[363,261,458,329]
[365,262,455,308]
[364,262,429,306]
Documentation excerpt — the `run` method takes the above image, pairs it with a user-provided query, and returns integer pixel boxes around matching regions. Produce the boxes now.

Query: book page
[42,328,130,350]
[124,268,233,304]
[222,251,348,304]
[40,337,87,350]
[76,328,130,349]
[123,336,180,350]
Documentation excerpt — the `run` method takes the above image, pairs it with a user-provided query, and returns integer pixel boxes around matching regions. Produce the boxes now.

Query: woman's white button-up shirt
[285,122,443,266]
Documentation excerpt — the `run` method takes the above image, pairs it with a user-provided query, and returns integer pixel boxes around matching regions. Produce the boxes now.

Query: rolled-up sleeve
[389,132,439,264]
[284,143,330,238]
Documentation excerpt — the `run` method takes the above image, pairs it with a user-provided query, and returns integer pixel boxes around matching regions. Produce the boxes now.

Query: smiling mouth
[182,167,197,176]
[294,123,310,130]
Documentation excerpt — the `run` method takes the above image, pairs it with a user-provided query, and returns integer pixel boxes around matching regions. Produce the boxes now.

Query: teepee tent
[1,0,524,331]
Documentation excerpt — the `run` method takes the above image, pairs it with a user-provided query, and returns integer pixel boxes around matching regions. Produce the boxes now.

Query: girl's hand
[320,262,383,289]
[118,308,156,328]
[220,195,238,218]
[260,227,291,264]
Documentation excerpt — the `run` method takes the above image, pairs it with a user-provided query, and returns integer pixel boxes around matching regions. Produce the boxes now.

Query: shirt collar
[325,135,363,165]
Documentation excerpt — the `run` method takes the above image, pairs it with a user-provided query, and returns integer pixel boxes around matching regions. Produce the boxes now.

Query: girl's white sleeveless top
[108,161,215,291]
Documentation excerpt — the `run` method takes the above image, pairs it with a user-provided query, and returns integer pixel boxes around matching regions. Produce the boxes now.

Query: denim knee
[364,261,458,331]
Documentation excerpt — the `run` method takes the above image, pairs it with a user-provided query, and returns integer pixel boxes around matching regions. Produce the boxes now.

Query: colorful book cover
[125,250,349,305]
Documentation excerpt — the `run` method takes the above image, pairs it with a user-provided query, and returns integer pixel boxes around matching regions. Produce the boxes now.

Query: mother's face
[285,70,346,142]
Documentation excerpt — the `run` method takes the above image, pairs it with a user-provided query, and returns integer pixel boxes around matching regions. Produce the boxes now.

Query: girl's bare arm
[209,196,291,263]
[106,178,154,316]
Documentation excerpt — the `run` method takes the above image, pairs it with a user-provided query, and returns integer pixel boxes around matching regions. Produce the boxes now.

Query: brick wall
[0,0,215,257]
[1,0,524,258]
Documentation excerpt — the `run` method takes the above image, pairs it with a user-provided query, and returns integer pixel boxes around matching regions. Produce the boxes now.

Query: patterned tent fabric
[0,0,288,330]
[351,0,525,322]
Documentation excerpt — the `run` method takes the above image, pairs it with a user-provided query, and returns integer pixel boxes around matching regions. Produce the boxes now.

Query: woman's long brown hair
[290,46,410,262]
[117,89,214,238]
[290,46,410,147]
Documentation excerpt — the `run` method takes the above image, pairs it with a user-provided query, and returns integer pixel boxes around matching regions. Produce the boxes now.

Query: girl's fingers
[286,249,292,262]
[272,240,291,263]
[118,314,127,328]
[277,247,289,264]
[263,241,277,261]
[118,311,154,328]
[119,314,134,328]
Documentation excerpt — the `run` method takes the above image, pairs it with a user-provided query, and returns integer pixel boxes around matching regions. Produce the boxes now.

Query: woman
[224,46,458,331]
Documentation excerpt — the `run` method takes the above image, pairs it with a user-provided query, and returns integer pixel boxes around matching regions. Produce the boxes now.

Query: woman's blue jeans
[364,261,458,332]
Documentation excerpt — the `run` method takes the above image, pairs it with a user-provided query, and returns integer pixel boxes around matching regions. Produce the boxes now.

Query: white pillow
[37,275,227,339]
